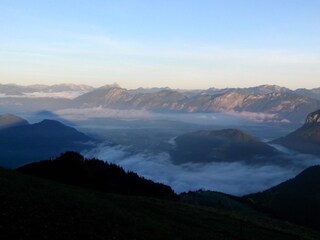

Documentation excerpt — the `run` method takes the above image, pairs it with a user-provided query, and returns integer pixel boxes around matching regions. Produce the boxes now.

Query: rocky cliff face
[271,109,320,155]
[305,110,320,125]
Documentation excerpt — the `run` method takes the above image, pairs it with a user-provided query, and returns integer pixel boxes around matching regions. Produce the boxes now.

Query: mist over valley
[1,83,320,196]
[3,2,320,238]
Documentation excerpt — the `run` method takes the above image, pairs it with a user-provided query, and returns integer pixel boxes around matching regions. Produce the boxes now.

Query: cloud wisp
[55,107,153,120]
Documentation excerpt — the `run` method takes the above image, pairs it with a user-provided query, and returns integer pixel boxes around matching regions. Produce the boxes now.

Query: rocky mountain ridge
[73,86,320,124]
[305,109,320,125]
[2,84,320,124]
[0,83,93,95]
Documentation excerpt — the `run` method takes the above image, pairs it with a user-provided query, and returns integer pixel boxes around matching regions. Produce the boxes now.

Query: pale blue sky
[0,0,320,89]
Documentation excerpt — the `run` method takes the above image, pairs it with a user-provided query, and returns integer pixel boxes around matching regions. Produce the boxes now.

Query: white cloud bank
[0,91,86,99]
[83,143,320,196]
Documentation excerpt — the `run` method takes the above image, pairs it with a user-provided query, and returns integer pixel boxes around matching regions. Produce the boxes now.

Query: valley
[1,83,320,196]
[1,83,320,238]
[2,2,320,238]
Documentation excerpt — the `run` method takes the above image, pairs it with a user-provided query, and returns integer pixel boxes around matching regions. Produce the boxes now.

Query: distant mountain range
[1,83,320,124]
[0,83,93,95]
[295,87,320,100]
[0,114,95,168]
[170,129,279,164]
[272,109,320,155]
[75,85,320,124]
[72,85,320,124]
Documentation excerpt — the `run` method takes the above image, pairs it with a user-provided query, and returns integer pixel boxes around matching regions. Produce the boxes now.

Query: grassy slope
[180,190,256,213]
[1,168,319,240]
[244,166,320,230]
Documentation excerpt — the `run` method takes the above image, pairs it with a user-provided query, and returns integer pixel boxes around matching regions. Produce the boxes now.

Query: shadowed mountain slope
[272,109,320,155]
[244,165,320,231]
[170,129,279,164]
[0,119,94,168]
[0,114,29,129]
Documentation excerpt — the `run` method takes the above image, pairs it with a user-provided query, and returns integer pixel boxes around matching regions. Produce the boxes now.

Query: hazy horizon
[1,81,319,91]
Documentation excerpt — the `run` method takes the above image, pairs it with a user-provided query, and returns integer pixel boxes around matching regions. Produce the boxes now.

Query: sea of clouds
[83,142,320,196]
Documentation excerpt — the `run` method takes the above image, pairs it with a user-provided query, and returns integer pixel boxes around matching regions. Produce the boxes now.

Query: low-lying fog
[82,142,320,196]
[52,107,294,138]
[18,108,315,196]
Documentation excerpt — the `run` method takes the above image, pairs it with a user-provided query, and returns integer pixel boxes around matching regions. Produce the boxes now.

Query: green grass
[1,167,319,240]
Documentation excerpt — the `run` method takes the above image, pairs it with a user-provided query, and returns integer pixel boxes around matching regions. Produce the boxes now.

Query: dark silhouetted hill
[0,119,94,168]
[245,165,320,231]
[1,167,319,239]
[171,129,279,164]
[17,151,176,200]
[180,189,255,213]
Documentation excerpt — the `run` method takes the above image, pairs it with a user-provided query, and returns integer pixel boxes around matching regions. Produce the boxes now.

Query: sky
[0,0,320,89]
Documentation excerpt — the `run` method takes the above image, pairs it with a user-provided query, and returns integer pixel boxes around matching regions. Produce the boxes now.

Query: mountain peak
[0,114,29,128]
[305,109,320,125]
[257,84,287,90]
[0,119,93,168]
[99,83,121,89]
[37,119,64,126]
